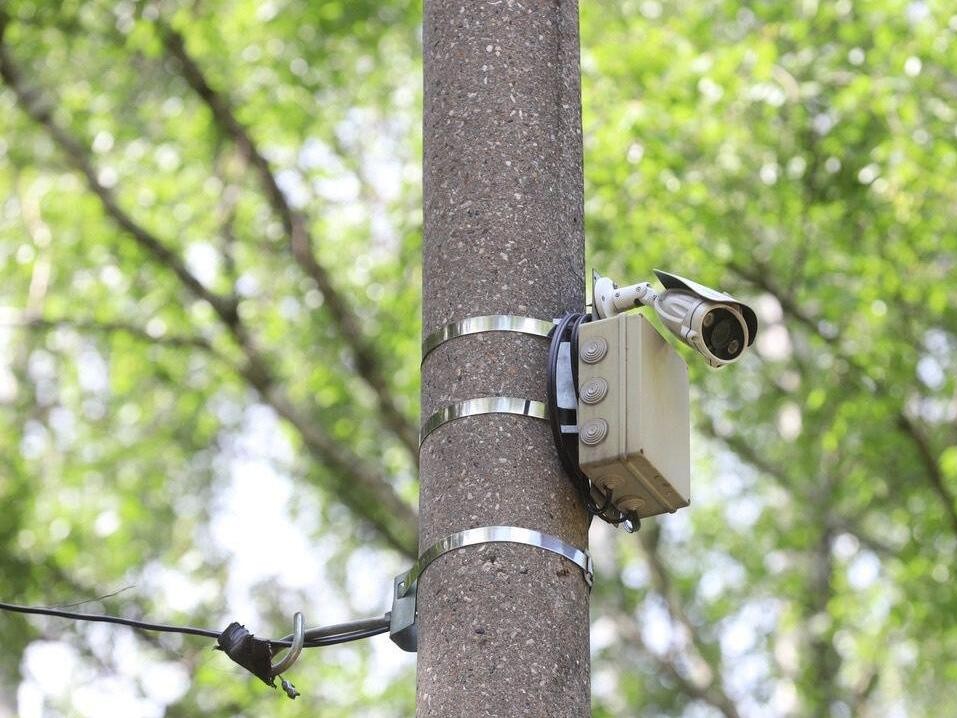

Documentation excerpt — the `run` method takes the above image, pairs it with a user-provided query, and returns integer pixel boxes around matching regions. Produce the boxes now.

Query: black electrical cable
[547,313,594,513]
[273,616,392,648]
[300,624,389,648]
[0,600,390,649]
[548,312,609,517]
[0,600,222,639]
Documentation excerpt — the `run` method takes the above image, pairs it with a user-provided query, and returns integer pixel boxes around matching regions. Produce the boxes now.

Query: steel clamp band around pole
[389,525,593,652]
[421,315,554,361]
[419,396,548,446]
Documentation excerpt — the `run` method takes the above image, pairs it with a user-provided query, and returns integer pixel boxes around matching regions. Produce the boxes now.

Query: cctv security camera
[592,269,757,368]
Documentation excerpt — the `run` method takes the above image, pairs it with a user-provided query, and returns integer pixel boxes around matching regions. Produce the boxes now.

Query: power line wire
[0,600,221,639]
[0,600,390,646]
[0,599,391,699]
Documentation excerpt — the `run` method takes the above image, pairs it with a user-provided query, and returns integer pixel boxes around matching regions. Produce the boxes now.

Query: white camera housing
[593,270,758,368]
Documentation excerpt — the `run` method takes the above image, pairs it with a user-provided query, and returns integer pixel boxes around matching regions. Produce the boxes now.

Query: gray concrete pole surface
[419,1,590,716]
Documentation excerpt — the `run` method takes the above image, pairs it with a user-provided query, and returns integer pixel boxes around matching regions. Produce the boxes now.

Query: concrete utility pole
[419,2,590,716]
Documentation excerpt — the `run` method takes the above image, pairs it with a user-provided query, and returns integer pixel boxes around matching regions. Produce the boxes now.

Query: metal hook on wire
[270,612,304,676]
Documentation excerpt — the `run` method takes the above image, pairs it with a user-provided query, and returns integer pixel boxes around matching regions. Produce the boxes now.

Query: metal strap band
[419,396,547,446]
[421,315,554,360]
[389,525,593,651]
[397,526,593,597]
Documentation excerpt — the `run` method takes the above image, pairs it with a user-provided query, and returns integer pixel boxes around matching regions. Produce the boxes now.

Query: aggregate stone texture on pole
[419,2,590,716]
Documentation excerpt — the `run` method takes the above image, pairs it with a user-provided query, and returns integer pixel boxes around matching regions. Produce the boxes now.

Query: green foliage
[584,0,957,715]
[0,0,954,716]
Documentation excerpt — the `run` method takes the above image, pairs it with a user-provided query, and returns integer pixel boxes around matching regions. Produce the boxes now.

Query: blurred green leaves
[584,0,956,715]
[0,0,955,715]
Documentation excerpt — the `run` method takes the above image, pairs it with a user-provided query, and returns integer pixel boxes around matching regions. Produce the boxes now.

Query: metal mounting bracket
[389,525,593,652]
[421,314,555,361]
[419,396,548,446]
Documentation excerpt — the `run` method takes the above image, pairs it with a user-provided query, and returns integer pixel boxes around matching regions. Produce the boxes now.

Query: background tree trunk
[418,1,590,716]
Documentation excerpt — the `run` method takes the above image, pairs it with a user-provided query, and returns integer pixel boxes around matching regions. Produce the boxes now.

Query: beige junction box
[577,313,691,519]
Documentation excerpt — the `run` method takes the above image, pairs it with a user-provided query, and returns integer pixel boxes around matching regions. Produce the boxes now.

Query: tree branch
[0,25,418,557]
[15,175,53,318]
[0,24,236,325]
[639,525,721,675]
[804,522,839,717]
[848,668,880,716]
[234,348,418,556]
[4,314,215,351]
[610,612,742,718]
[9,310,419,555]
[605,533,742,718]
[728,261,957,538]
[896,413,957,537]
[156,21,420,459]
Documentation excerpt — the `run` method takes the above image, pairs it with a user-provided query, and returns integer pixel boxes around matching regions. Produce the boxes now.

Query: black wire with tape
[0,599,389,699]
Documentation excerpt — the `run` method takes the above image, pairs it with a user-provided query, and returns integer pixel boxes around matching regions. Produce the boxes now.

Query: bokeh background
[1,0,955,716]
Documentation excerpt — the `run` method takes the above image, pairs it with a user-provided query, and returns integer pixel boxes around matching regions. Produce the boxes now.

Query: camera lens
[702,307,746,360]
